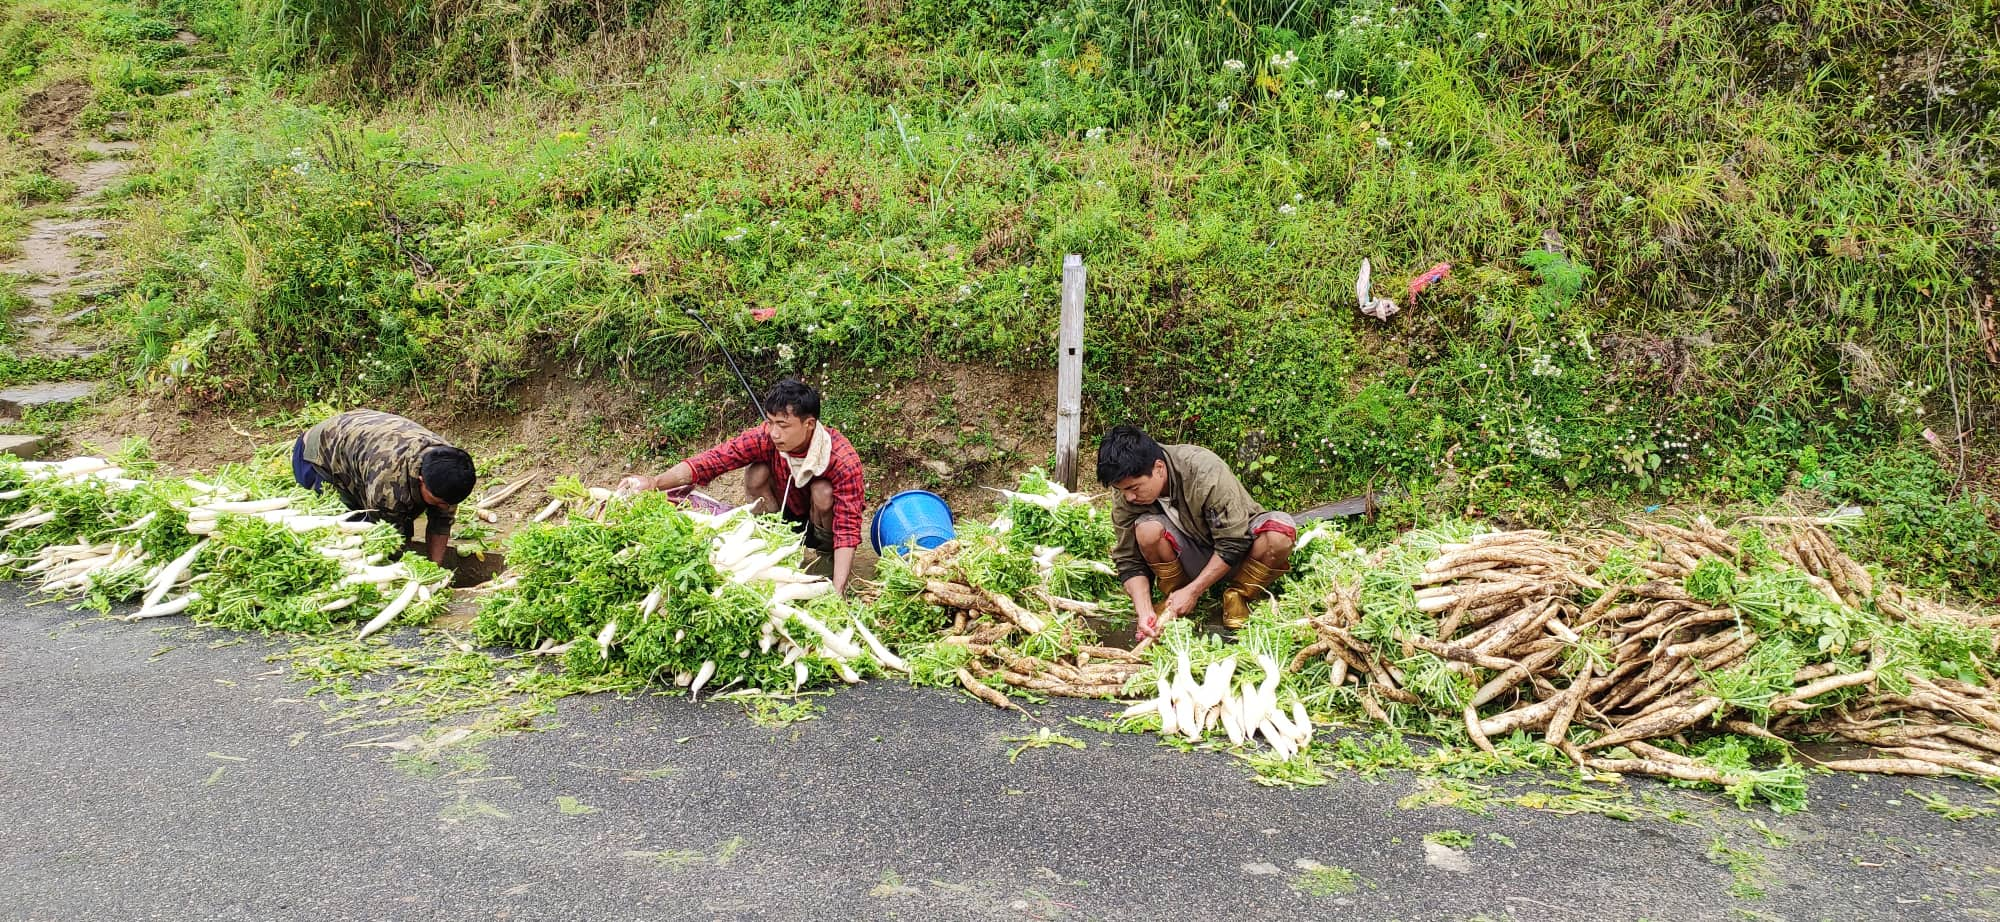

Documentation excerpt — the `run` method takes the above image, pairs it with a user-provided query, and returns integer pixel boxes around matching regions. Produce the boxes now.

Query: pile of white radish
[3,456,444,637]
[179,487,442,639]
[0,456,141,529]
[2,457,157,604]
[502,502,903,700]
[698,506,906,694]
[1121,650,1317,758]
[696,504,908,684]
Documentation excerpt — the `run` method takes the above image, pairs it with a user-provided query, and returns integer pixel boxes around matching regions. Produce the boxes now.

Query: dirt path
[3,82,137,358]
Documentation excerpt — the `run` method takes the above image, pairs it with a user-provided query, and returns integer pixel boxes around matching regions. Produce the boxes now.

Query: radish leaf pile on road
[8,454,2000,808]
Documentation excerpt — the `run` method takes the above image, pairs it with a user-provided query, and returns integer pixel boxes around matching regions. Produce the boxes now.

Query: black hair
[765,378,821,420]
[419,446,477,505]
[1095,425,1166,486]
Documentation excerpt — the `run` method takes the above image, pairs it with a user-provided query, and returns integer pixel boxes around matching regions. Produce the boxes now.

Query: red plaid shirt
[683,424,866,549]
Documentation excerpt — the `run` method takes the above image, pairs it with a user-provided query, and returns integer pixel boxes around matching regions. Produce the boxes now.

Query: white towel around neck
[788,421,833,488]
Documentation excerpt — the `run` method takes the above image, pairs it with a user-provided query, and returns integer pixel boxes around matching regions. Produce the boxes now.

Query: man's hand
[1161,586,1200,623]
[1136,607,1161,642]
[616,474,656,494]
[1135,593,1184,641]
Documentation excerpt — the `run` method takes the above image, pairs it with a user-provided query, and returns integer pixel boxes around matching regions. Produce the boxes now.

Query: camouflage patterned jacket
[301,410,458,539]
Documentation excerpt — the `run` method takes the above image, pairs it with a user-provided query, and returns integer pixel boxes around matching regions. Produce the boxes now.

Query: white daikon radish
[143,540,209,610]
[1290,700,1314,746]
[1195,655,1236,711]
[775,604,862,659]
[770,581,832,604]
[1120,698,1159,718]
[851,617,908,673]
[357,580,423,640]
[197,497,292,514]
[128,591,200,621]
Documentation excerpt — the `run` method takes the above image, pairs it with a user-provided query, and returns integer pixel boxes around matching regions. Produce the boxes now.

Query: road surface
[4,584,1996,921]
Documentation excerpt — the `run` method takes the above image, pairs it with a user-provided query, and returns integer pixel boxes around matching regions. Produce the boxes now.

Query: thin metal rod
[684,307,766,420]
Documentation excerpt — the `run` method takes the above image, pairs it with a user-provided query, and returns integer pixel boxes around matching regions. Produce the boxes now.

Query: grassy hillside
[2,0,1997,597]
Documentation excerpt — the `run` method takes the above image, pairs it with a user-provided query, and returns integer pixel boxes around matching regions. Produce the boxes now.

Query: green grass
[2,0,1995,603]
[1707,834,1771,900]
[1422,829,1475,849]
[1290,862,1362,897]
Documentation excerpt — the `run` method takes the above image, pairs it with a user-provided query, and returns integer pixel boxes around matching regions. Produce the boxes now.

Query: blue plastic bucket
[870,490,955,555]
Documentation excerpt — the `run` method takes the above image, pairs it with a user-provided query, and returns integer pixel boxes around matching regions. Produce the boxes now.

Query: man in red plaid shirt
[619,380,866,595]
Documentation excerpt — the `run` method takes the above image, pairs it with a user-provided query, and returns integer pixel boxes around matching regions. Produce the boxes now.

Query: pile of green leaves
[997,470,1115,559]
[867,548,953,650]
[189,513,426,633]
[474,493,866,691]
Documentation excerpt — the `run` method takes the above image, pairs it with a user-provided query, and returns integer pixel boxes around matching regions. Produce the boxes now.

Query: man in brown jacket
[1098,425,1295,640]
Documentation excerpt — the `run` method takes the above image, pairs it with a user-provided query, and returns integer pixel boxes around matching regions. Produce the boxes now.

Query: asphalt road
[5,583,1998,921]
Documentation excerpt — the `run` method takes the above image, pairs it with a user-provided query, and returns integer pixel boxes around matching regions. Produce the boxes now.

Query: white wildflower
[1224,59,1247,72]
[1522,423,1561,460]
[1528,349,1563,378]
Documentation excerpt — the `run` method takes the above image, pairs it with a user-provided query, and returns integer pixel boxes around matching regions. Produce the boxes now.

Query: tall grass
[8,0,1989,575]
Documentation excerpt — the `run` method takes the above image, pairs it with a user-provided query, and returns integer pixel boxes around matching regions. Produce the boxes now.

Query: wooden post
[1055,254,1085,492]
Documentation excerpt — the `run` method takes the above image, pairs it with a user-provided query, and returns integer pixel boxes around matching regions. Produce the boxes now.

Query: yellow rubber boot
[1221,558,1287,629]
[1148,558,1186,600]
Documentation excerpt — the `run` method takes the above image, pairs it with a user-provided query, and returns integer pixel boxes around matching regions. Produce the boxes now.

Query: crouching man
[293,409,477,565]
[618,379,865,596]
[1098,425,1295,640]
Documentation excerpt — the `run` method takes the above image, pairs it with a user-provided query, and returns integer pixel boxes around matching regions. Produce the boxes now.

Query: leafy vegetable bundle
[870,473,1142,707]
[0,454,449,633]
[472,493,901,697]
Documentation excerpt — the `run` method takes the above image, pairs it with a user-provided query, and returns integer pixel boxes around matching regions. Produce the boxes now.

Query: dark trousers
[291,437,324,492]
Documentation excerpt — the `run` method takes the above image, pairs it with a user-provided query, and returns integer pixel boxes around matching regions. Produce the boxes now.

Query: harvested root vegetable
[958,668,1025,713]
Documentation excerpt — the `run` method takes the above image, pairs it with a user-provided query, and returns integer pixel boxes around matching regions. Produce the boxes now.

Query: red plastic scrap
[1406,262,1451,302]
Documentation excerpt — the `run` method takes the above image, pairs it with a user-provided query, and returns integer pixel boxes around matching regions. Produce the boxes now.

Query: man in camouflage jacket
[292,410,477,565]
